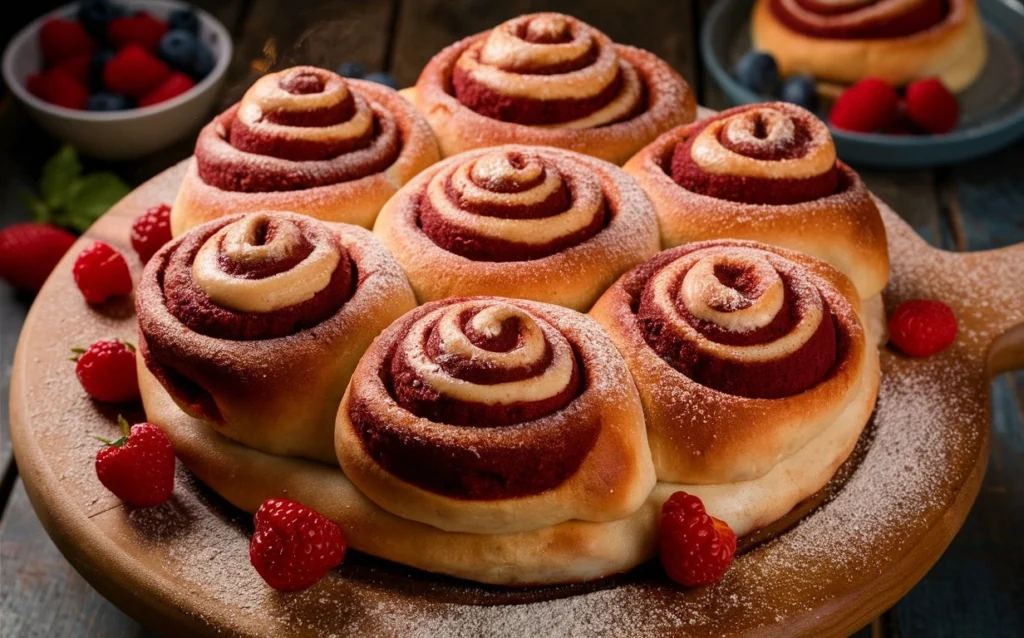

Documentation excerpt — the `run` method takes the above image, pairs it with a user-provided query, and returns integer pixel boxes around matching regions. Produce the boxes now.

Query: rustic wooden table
[1,1,1021,636]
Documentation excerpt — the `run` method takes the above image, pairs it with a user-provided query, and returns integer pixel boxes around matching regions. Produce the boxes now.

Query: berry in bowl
[2,0,231,159]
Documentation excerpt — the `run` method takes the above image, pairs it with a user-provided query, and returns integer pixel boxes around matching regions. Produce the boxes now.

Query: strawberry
[0,223,76,292]
[138,72,195,107]
[56,52,92,87]
[250,499,347,592]
[130,204,173,262]
[95,416,175,507]
[38,68,89,110]
[889,299,958,357]
[829,77,901,134]
[73,339,140,403]
[39,18,95,66]
[72,241,133,304]
[659,491,737,587]
[107,12,168,53]
[905,78,959,135]
[102,44,171,98]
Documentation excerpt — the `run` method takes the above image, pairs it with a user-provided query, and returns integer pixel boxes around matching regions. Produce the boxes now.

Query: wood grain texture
[8,161,1023,637]
[388,0,696,90]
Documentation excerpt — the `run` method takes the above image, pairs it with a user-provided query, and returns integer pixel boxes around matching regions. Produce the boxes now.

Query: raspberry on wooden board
[250,499,347,592]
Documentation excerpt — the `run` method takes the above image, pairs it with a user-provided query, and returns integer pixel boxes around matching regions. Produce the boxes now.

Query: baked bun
[590,239,879,485]
[751,0,986,91]
[171,66,440,235]
[625,102,889,299]
[136,211,416,463]
[335,296,656,535]
[373,145,660,311]
[405,12,696,164]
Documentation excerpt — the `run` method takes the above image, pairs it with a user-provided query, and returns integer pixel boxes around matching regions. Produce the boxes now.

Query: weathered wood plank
[0,481,154,637]
[389,0,697,91]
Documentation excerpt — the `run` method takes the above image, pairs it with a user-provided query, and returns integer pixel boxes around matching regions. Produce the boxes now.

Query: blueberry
[734,51,780,96]
[86,92,132,111]
[364,71,398,89]
[335,61,367,79]
[168,8,200,34]
[77,0,123,39]
[89,48,116,91]
[186,42,215,80]
[780,75,819,111]
[159,30,198,72]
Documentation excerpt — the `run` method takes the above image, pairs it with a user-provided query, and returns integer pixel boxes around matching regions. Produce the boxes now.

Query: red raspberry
[0,222,76,292]
[250,499,347,592]
[26,73,50,100]
[905,78,959,135]
[55,52,92,87]
[103,45,171,98]
[888,299,958,357]
[73,339,140,403]
[107,12,169,53]
[39,18,95,66]
[659,491,737,587]
[138,72,196,107]
[829,77,901,134]
[130,204,172,263]
[95,416,175,507]
[42,68,90,110]
[72,241,133,304]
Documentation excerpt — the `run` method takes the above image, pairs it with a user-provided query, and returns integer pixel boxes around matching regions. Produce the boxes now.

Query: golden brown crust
[170,78,441,236]
[137,215,417,463]
[373,145,660,311]
[410,27,696,165]
[335,297,656,535]
[590,240,877,485]
[751,0,987,91]
[624,115,890,299]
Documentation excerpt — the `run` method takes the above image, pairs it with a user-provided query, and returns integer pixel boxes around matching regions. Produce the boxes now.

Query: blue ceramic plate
[702,0,1024,168]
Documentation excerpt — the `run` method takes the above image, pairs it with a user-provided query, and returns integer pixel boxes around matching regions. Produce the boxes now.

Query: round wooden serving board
[10,160,1024,637]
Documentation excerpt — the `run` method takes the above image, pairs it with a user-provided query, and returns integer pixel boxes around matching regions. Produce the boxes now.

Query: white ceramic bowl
[2,0,232,159]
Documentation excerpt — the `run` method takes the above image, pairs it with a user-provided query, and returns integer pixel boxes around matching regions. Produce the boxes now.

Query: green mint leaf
[16,188,53,223]
[58,172,131,233]
[39,145,82,210]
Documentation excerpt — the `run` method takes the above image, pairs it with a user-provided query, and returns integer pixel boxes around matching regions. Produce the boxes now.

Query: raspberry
[95,416,175,507]
[130,204,172,262]
[103,44,171,98]
[73,339,140,403]
[39,18,95,66]
[55,52,92,87]
[36,69,89,110]
[107,12,169,53]
[905,78,959,135]
[888,299,958,357]
[72,241,133,304]
[659,491,737,587]
[250,499,347,592]
[138,72,196,107]
[0,223,76,292]
[829,78,900,134]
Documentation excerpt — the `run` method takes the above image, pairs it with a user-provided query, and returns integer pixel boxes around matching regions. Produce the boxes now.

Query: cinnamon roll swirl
[171,66,441,235]
[136,212,417,463]
[752,0,986,91]
[374,145,660,311]
[625,103,889,300]
[590,240,880,485]
[405,13,695,164]
[335,297,656,535]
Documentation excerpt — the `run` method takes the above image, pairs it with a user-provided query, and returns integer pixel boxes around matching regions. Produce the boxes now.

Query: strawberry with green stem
[95,415,175,507]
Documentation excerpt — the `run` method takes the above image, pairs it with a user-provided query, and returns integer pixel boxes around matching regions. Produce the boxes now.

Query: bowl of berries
[2,0,231,160]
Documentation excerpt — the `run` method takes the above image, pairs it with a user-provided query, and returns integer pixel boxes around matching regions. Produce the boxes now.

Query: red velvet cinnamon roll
[136,212,416,463]
[335,297,656,535]
[590,240,879,485]
[625,103,889,300]
[373,145,660,311]
[752,0,986,91]
[171,66,440,235]
[404,13,695,164]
